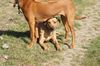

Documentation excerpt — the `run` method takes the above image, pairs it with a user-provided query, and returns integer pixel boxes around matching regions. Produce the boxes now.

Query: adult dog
[14,0,85,48]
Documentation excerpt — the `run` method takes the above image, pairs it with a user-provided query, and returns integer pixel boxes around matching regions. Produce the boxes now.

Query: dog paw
[57,47,62,51]
[56,44,62,51]
[43,47,49,51]
[27,44,33,48]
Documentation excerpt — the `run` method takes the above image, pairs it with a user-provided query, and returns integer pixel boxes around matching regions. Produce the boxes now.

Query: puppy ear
[43,21,47,26]
[55,16,61,23]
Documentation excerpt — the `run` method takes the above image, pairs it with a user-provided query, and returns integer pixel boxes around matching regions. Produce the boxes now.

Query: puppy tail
[75,16,86,20]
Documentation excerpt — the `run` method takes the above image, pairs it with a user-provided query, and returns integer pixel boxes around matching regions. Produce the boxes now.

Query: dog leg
[35,26,39,38]
[35,24,39,43]
[23,12,36,48]
[61,15,70,41]
[39,30,48,50]
[64,21,70,41]
[66,12,75,48]
[69,23,75,49]
[51,32,62,51]
[27,19,36,48]
[13,0,17,7]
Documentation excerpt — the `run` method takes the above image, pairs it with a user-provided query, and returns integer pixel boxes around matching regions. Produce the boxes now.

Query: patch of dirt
[43,0,100,66]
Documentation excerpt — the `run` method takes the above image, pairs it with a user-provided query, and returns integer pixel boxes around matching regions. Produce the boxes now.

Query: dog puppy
[36,18,61,50]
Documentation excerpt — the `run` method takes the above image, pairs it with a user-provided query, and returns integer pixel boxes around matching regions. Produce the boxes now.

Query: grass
[73,0,96,29]
[0,0,95,66]
[82,36,100,66]
[0,34,61,66]
[73,0,95,15]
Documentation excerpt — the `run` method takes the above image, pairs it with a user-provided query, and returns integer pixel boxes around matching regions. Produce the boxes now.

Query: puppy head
[46,18,59,29]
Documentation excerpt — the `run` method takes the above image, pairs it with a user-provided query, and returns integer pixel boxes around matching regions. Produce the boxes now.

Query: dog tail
[75,16,86,20]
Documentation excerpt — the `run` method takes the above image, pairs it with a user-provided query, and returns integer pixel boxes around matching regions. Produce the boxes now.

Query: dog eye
[54,21,56,23]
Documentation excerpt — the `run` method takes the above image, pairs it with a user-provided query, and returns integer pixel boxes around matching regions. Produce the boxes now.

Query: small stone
[2,43,9,49]
[3,55,9,60]
[0,36,3,40]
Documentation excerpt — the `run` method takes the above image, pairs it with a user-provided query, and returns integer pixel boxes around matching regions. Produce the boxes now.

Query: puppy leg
[35,24,39,43]
[39,30,48,50]
[51,32,62,51]
[35,27,39,38]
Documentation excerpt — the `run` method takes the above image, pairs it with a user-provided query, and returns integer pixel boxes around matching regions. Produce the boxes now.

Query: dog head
[46,18,59,29]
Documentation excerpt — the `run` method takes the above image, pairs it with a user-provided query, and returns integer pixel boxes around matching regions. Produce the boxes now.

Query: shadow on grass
[0,30,29,37]
[0,30,71,48]
[58,40,71,49]
[0,30,30,43]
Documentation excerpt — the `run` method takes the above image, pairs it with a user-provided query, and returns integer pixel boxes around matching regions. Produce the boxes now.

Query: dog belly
[35,4,64,21]
[35,10,63,22]
[45,36,52,41]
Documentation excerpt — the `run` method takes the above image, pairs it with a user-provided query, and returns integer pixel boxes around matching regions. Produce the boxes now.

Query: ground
[0,0,100,66]
[58,0,100,66]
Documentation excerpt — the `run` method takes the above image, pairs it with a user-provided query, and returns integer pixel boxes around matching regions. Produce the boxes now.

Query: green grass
[73,0,95,29]
[0,34,61,66]
[0,0,95,66]
[0,22,62,66]
[73,0,95,15]
[82,36,100,66]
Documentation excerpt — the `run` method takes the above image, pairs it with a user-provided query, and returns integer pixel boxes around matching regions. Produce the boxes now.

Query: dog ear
[43,21,47,26]
[55,17,61,23]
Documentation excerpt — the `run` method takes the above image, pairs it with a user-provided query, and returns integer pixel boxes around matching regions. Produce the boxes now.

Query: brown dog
[36,18,61,50]
[14,0,85,48]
